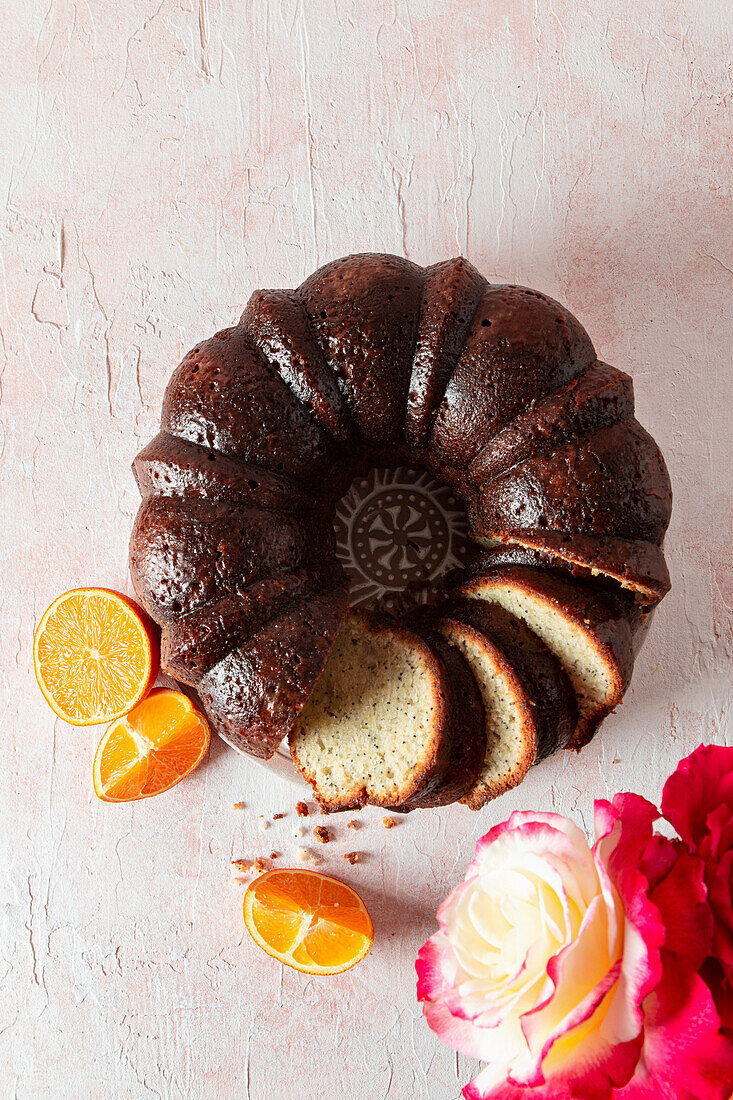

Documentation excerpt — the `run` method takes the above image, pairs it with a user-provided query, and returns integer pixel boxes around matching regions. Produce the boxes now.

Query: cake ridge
[406,257,489,452]
[467,361,635,488]
[160,324,338,483]
[129,493,331,625]
[240,288,356,445]
[469,417,673,546]
[161,564,345,686]
[133,430,308,511]
[199,582,349,759]
[426,280,597,486]
[297,253,426,451]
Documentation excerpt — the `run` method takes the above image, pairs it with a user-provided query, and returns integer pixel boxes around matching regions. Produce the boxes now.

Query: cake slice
[465,533,670,606]
[289,610,485,812]
[434,600,577,809]
[461,566,637,749]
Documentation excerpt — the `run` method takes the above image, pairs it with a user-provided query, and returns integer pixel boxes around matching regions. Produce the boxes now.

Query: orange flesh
[243,869,374,975]
[34,588,157,725]
[94,689,209,801]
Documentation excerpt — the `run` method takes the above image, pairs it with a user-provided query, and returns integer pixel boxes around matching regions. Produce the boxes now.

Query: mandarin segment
[33,588,158,725]
[93,688,210,802]
[243,868,373,975]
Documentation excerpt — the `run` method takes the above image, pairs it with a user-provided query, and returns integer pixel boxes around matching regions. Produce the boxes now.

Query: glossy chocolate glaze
[468,361,634,485]
[406,257,488,451]
[470,419,672,543]
[133,431,307,511]
[299,253,424,450]
[429,284,596,485]
[130,495,329,624]
[198,584,349,759]
[161,326,339,482]
[162,564,344,685]
[240,288,355,445]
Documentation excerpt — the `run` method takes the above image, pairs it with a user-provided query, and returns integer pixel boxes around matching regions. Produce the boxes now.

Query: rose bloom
[417,793,733,1099]
[662,744,733,1025]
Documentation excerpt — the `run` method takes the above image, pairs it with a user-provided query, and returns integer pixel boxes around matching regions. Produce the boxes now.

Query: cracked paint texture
[1,1,731,1097]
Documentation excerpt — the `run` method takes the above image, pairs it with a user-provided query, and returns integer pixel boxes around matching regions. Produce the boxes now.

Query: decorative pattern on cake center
[334,468,469,612]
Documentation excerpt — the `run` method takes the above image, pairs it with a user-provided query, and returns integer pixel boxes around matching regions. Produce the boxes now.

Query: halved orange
[243,868,374,975]
[93,688,210,802]
[34,588,158,725]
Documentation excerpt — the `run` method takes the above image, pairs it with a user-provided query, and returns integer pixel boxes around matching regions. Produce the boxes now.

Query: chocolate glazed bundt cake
[129,253,672,808]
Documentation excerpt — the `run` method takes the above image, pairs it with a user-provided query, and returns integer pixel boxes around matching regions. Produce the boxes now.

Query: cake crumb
[292,826,305,839]
[269,851,279,860]
[382,817,397,829]
[253,857,268,873]
[313,825,331,844]
[232,802,246,811]
[346,820,359,830]
[296,846,314,862]
[258,817,270,831]
[343,852,360,865]
[273,813,287,820]
[295,801,310,817]
[230,859,249,878]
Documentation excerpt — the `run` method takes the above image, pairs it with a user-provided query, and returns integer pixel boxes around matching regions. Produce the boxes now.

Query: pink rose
[662,745,733,1025]
[417,794,733,1099]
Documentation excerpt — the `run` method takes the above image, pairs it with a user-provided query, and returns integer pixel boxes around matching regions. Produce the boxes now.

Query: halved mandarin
[93,688,210,802]
[243,868,374,975]
[34,588,158,725]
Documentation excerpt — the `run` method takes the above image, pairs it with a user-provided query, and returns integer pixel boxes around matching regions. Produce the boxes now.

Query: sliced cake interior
[436,617,536,809]
[290,611,455,812]
[461,566,634,748]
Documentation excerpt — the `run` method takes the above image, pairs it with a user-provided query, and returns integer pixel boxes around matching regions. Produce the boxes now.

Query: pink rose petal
[661,745,733,847]
[612,969,733,1100]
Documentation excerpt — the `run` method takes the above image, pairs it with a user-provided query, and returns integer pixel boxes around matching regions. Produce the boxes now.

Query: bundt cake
[130,252,671,807]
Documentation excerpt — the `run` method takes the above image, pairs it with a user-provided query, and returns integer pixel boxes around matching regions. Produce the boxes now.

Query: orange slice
[93,688,210,802]
[243,868,374,975]
[34,588,158,725]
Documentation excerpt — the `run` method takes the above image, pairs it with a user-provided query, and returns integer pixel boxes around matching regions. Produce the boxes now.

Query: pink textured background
[2,3,731,1097]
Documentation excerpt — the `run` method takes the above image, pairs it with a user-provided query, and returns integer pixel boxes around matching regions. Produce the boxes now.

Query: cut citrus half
[34,588,159,725]
[93,688,210,802]
[243,868,374,975]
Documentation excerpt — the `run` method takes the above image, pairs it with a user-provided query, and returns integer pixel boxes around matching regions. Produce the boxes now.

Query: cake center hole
[333,467,469,613]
